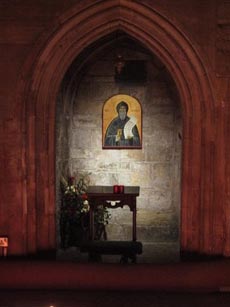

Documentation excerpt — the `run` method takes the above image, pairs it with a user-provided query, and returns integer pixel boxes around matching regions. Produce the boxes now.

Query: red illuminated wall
[0,0,230,257]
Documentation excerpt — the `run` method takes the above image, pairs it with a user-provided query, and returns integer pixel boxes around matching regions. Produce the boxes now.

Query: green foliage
[94,206,111,226]
[60,173,111,248]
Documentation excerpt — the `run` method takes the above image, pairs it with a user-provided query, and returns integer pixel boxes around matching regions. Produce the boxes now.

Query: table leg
[133,206,137,241]
[90,209,94,240]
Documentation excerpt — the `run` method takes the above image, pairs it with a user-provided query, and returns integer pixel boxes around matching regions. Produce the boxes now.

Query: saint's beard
[119,112,126,120]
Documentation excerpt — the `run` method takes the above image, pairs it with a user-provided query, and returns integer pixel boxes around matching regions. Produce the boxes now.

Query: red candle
[113,185,119,193]
[119,185,124,193]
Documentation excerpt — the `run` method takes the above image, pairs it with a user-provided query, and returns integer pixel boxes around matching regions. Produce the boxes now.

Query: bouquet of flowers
[60,174,90,216]
[59,172,111,248]
[60,173,91,248]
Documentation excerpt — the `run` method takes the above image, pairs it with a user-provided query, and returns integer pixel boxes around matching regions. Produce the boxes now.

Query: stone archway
[22,0,224,256]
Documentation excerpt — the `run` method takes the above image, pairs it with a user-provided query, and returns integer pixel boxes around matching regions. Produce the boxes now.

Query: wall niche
[56,32,182,263]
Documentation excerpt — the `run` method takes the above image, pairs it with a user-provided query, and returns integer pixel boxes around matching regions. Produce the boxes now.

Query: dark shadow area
[180,251,225,262]
[1,290,230,307]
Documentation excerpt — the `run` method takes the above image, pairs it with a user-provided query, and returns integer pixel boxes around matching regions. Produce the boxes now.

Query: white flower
[81,200,90,213]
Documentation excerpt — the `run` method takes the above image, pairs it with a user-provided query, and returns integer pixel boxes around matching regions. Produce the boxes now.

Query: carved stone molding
[216,2,230,76]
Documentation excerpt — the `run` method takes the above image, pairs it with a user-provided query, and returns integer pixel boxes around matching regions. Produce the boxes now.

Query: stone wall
[56,42,182,262]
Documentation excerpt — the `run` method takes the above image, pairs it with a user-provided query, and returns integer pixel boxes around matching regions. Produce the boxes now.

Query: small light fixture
[0,236,8,257]
[115,53,125,74]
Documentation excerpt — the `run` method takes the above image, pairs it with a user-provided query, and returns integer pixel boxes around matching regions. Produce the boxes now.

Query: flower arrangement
[59,173,111,248]
[60,174,90,217]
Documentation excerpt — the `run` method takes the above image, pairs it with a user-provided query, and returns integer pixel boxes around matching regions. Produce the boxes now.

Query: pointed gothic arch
[20,0,226,256]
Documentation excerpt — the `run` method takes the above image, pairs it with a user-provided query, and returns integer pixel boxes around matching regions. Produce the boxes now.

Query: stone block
[136,197,150,210]
[137,210,178,226]
[145,144,173,162]
[108,207,133,224]
[131,162,152,188]
[126,150,145,161]
[137,224,179,242]
[90,81,118,101]
[106,224,133,241]
[146,112,175,130]
[89,172,119,186]
[72,115,98,129]
[70,128,93,149]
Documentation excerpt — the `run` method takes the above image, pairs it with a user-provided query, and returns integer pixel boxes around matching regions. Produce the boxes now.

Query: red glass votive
[113,185,119,193]
[119,185,124,193]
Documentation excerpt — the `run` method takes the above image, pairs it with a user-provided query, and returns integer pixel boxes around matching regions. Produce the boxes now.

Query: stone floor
[56,242,180,263]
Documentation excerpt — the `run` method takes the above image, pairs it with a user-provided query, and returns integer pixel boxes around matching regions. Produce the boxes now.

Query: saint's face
[118,106,127,120]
